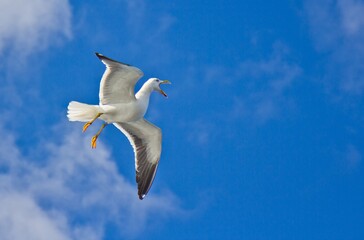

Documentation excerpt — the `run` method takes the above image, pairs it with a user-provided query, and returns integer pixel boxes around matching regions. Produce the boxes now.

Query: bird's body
[68,101,143,123]
[67,53,170,199]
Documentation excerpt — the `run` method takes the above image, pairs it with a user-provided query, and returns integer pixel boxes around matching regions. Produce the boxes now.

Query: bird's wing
[96,53,144,104]
[113,119,162,199]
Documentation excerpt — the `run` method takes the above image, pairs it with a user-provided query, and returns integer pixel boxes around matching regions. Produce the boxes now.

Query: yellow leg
[83,113,103,133]
[91,123,108,149]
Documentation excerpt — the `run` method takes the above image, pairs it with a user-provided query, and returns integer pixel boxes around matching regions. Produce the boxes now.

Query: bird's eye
[156,79,160,82]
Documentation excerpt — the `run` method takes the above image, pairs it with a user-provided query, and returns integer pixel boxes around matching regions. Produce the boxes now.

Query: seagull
[67,53,171,200]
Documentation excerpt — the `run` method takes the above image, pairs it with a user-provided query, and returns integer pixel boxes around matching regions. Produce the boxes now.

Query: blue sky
[0,0,364,239]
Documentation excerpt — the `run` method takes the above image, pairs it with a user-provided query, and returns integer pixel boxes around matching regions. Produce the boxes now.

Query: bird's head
[148,78,171,97]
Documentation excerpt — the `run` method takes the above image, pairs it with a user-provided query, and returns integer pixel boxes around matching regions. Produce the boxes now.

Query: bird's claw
[91,135,98,149]
[83,122,92,132]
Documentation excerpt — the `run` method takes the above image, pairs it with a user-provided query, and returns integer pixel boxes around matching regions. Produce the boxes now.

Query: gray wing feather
[96,53,143,104]
[113,119,162,199]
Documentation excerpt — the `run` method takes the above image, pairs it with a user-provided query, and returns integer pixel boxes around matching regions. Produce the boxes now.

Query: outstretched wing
[96,53,143,104]
[113,119,162,199]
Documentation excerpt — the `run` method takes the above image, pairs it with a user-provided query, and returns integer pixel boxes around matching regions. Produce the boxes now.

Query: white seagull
[67,53,171,200]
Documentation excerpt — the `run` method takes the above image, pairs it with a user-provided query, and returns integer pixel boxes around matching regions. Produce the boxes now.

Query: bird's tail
[67,101,100,122]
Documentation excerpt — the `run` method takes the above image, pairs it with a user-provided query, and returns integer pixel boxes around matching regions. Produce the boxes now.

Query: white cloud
[0,122,182,240]
[0,0,72,110]
[0,192,69,240]
[0,0,72,59]
[305,0,364,95]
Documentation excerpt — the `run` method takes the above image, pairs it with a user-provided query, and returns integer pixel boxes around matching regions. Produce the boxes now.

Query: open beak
[159,80,171,97]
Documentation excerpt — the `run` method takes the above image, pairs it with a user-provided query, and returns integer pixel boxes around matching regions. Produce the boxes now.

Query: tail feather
[67,101,100,122]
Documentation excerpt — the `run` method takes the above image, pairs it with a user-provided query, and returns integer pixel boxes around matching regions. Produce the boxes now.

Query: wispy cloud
[305,0,364,96]
[111,0,176,66]
[0,0,72,59]
[122,0,175,40]
[0,122,182,240]
[344,144,362,170]
[338,0,364,36]
[231,43,301,123]
[0,193,69,240]
[182,42,301,146]
[0,0,72,110]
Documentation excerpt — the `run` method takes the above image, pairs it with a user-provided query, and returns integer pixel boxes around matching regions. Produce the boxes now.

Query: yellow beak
[159,80,171,97]
[160,80,171,84]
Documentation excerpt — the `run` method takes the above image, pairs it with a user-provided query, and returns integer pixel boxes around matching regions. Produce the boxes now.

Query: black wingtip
[95,52,113,62]
[95,52,103,59]
[94,52,132,66]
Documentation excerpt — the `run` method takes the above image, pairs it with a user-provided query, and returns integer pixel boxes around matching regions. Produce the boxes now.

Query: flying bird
[67,53,171,200]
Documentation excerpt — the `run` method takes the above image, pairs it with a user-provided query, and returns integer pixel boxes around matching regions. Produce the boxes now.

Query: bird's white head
[147,78,171,97]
